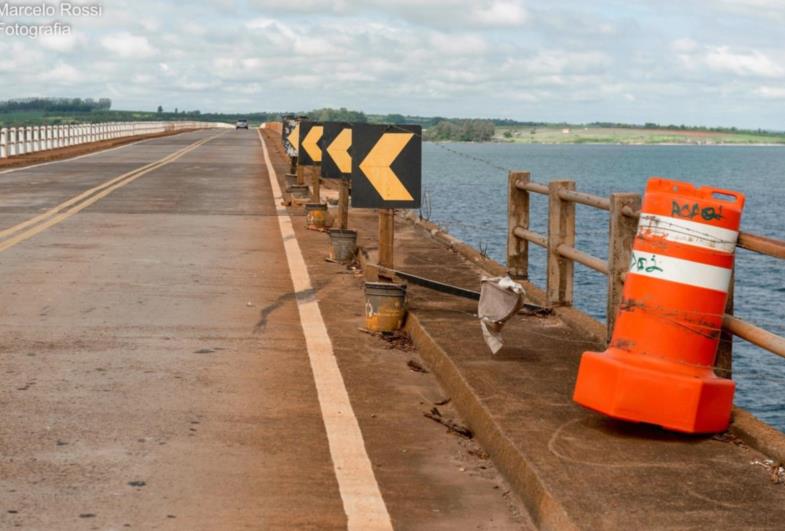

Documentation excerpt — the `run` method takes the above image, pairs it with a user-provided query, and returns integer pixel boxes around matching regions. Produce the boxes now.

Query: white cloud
[0,0,784,128]
[39,63,81,84]
[38,32,87,53]
[429,33,488,55]
[471,0,528,27]
[100,32,158,59]
[704,46,783,78]
[509,50,611,76]
[756,86,785,99]
[248,0,527,28]
[671,38,697,53]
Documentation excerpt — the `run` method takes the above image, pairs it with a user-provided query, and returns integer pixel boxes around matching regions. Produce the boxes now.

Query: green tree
[385,113,407,124]
[424,119,495,142]
[308,107,368,123]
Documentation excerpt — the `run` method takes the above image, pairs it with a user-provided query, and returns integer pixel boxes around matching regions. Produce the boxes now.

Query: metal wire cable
[386,123,513,174]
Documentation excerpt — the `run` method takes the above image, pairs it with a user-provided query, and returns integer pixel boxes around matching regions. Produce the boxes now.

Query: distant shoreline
[480,125,785,147]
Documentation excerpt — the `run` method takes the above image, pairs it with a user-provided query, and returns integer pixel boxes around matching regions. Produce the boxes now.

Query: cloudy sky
[1,0,784,128]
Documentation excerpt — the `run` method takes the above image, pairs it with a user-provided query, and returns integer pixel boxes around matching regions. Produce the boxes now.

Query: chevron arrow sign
[351,123,421,208]
[321,122,352,179]
[298,120,323,166]
[282,116,298,157]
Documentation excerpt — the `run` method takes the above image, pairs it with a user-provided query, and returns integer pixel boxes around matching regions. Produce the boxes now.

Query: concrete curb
[404,312,577,531]
[732,408,785,465]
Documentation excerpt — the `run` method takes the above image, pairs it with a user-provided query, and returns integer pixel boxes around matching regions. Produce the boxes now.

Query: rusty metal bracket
[372,264,551,315]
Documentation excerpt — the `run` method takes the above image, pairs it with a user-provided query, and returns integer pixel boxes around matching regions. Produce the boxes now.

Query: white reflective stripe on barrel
[628,250,732,292]
[638,213,738,254]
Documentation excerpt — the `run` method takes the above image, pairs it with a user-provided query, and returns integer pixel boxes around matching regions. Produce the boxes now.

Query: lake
[422,142,785,431]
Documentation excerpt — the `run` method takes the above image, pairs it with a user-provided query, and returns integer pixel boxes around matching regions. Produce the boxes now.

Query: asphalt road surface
[0,129,528,530]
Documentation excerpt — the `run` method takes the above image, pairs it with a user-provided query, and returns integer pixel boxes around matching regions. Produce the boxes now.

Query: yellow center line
[0,133,217,242]
[0,131,225,254]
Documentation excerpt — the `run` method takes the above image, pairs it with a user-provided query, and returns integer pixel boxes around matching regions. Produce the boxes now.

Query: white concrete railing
[0,121,232,160]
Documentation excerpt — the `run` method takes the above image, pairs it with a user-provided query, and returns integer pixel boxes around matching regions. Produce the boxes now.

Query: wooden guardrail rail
[507,170,785,376]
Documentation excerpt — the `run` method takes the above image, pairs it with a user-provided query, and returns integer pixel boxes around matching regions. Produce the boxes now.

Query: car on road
[236,119,248,129]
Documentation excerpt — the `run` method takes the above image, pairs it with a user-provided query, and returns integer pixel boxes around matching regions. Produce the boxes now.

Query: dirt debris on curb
[424,407,474,439]
[406,359,429,373]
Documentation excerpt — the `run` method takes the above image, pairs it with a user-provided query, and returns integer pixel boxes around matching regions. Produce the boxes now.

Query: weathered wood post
[379,209,394,271]
[547,180,576,306]
[338,179,350,230]
[507,171,530,279]
[311,166,320,203]
[296,163,305,186]
[607,193,641,339]
[716,270,735,378]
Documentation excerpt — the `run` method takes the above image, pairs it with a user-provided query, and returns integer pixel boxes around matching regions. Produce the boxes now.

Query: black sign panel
[351,124,421,209]
[320,122,352,179]
[282,115,297,157]
[297,120,323,166]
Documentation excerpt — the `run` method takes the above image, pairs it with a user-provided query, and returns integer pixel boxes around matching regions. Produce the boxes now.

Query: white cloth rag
[478,276,525,354]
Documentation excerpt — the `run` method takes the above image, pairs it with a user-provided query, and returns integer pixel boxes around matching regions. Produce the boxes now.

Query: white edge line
[0,129,205,176]
[258,129,393,531]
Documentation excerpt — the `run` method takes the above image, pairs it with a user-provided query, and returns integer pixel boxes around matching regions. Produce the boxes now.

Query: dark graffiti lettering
[671,200,723,221]
[630,252,664,273]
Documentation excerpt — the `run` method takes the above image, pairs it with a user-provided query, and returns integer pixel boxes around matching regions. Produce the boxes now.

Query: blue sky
[1,0,784,128]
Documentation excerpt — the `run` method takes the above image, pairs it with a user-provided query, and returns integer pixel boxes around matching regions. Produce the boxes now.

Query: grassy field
[495,125,785,145]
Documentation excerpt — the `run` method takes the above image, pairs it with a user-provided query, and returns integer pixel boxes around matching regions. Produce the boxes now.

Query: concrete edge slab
[404,312,577,531]
[398,212,785,464]
[731,408,785,465]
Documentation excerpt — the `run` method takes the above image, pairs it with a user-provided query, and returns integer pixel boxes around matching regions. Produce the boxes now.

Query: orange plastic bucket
[573,178,745,433]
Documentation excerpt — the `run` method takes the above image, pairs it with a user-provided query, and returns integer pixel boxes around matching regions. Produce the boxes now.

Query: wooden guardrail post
[338,179,349,230]
[311,166,320,203]
[607,193,640,338]
[716,270,735,378]
[507,171,530,279]
[379,208,394,271]
[547,180,576,306]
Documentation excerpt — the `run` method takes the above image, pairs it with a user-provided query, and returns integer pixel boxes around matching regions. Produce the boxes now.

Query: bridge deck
[0,130,527,529]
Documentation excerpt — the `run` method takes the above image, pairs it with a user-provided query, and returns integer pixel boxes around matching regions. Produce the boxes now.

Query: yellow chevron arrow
[302,125,323,163]
[359,132,414,201]
[287,122,300,152]
[326,128,352,174]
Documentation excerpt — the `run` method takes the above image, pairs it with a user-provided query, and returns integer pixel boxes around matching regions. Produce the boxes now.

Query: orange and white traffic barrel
[573,178,745,433]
